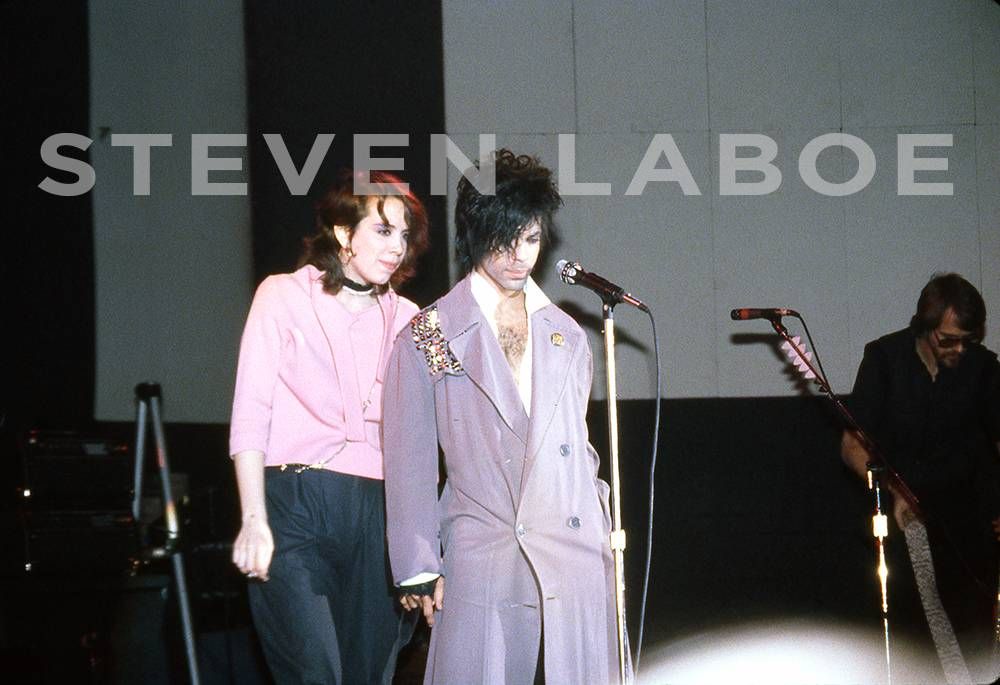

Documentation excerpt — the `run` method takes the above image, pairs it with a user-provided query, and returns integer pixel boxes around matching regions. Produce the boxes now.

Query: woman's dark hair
[298,169,429,294]
[909,272,986,341]
[454,149,562,275]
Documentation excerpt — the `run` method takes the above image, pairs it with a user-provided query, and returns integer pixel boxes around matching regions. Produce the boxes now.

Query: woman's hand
[892,495,917,531]
[400,576,445,627]
[232,513,274,581]
[231,451,272,580]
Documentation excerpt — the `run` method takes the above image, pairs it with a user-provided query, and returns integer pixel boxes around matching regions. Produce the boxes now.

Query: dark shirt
[849,327,1000,520]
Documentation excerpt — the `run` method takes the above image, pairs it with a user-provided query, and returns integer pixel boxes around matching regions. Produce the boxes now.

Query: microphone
[556,260,649,311]
[730,307,799,321]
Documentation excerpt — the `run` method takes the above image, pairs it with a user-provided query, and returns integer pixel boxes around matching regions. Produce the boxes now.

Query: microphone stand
[768,318,921,685]
[601,300,629,685]
[867,463,893,685]
[557,260,646,682]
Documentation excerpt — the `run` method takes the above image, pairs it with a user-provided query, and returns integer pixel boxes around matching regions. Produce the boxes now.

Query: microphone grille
[555,259,575,284]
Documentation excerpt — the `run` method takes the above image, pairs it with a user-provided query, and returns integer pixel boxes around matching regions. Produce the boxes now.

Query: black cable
[633,308,661,677]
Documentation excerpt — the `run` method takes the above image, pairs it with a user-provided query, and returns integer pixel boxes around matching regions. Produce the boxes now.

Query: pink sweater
[229,265,418,480]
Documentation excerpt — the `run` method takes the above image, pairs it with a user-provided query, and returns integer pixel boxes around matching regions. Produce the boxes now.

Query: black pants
[249,468,411,685]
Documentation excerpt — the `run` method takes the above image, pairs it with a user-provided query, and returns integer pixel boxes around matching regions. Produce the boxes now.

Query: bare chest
[495,302,528,376]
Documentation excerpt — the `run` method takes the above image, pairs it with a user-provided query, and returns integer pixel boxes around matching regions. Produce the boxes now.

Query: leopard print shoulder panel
[410,305,463,376]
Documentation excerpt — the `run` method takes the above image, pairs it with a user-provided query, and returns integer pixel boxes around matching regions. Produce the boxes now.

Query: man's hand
[400,576,445,627]
[841,430,874,481]
[992,516,1000,542]
[893,495,917,531]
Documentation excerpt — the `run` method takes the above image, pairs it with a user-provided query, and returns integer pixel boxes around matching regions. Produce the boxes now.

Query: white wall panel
[977,125,1000,348]
[706,0,841,131]
[443,0,576,133]
[974,0,1000,125]
[840,0,976,127]
[574,0,709,132]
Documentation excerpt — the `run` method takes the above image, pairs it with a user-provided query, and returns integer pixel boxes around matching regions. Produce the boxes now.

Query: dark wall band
[244,0,449,305]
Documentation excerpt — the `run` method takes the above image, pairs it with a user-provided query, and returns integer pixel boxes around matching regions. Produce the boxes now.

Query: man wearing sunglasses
[841,272,1000,682]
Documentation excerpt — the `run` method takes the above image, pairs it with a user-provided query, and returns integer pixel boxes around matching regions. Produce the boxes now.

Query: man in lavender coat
[382,150,620,684]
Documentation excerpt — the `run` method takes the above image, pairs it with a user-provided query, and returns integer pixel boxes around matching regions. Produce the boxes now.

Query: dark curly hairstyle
[298,169,429,294]
[909,272,986,341]
[454,149,562,275]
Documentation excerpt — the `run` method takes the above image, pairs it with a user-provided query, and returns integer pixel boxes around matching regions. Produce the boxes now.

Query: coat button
[515,523,526,537]
[559,444,571,456]
[567,516,581,530]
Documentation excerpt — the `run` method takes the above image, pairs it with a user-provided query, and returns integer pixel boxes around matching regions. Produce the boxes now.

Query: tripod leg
[171,551,200,685]
[133,400,147,522]
[148,394,201,685]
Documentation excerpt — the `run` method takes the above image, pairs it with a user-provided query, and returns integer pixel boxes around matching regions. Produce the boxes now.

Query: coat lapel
[441,278,530,445]
[521,308,580,487]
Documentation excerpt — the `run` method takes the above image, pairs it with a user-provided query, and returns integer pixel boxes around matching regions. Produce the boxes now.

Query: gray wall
[443,0,1000,400]
[89,1,251,422]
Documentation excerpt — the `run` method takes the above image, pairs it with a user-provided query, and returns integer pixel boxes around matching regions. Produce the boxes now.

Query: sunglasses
[931,329,978,349]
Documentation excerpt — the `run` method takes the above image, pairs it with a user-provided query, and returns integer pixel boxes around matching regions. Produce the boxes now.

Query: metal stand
[766,319,923,685]
[133,382,201,685]
[867,463,893,685]
[602,303,629,685]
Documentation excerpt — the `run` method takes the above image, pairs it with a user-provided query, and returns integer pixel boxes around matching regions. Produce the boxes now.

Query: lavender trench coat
[382,276,620,684]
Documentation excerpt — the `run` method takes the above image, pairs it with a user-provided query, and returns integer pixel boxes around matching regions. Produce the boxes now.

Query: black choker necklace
[342,277,373,293]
